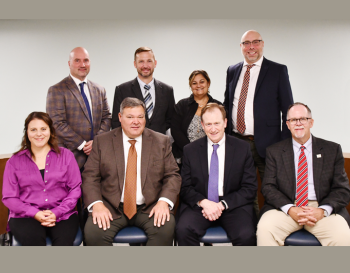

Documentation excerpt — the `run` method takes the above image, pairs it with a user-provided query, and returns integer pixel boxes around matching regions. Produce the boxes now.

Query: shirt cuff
[221,200,228,210]
[77,141,86,151]
[159,197,174,210]
[281,204,294,215]
[88,200,103,212]
[319,205,333,217]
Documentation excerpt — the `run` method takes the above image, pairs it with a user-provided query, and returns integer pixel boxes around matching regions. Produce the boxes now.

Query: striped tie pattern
[144,84,153,119]
[296,146,308,207]
[236,65,255,134]
[123,140,137,219]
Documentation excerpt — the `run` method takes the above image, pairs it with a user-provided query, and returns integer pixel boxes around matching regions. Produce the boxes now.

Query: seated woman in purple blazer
[2,112,81,246]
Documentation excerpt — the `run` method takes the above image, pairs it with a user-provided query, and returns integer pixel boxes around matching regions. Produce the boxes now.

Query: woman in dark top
[2,112,81,246]
[171,70,222,163]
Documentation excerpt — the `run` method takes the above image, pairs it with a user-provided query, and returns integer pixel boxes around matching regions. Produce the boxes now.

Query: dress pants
[9,213,79,246]
[84,203,175,246]
[176,204,257,246]
[257,201,350,246]
[231,131,265,217]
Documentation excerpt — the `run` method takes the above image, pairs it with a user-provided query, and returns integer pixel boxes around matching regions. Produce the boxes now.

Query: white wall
[1,19,349,154]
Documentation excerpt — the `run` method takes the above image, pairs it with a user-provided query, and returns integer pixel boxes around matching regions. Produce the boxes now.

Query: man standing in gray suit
[111,47,175,134]
[257,102,350,246]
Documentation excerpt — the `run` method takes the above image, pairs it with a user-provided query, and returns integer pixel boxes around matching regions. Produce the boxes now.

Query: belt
[232,131,254,141]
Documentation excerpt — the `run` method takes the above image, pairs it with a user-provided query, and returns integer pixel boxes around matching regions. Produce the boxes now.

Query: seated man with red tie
[82,97,181,246]
[176,103,258,246]
[257,102,350,246]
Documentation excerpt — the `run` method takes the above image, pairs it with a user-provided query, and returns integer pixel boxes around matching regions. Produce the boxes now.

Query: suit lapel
[151,79,162,121]
[87,80,99,132]
[66,76,90,121]
[198,137,209,195]
[282,138,296,197]
[255,57,269,97]
[223,136,234,194]
[132,78,149,123]
[112,128,125,192]
[141,129,153,190]
[312,136,323,200]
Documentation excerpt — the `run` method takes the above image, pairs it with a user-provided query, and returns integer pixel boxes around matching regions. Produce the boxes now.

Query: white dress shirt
[207,135,226,197]
[280,137,332,216]
[232,56,264,136]
[70,74,92,150]
[137,77,156,106]
[87,130,173,211]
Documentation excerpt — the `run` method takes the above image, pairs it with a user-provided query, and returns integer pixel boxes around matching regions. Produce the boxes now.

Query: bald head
[68,47,90,81]
[240,30,264,65]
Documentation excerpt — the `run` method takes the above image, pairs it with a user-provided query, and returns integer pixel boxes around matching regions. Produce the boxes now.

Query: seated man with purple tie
[257,102,350,246]
[176,103,257,246]
[82,97,181,246]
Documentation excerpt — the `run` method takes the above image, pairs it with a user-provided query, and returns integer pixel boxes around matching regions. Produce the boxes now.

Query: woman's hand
[34,210,57,227]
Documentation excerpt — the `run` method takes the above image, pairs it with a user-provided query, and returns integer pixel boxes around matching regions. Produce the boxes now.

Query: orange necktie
[123,140,137,219]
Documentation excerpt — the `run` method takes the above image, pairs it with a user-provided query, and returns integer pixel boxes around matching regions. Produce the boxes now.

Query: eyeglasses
[241,40,262,47]
[286,117,312,125]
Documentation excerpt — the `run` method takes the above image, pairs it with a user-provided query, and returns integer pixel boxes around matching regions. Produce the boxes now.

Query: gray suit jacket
[260,135,350,226]
[81,127,181,219]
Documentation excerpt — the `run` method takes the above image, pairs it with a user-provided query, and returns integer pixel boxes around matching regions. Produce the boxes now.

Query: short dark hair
[201,103,226,121]
[287,102,312,118]
[134,47,155,60]
[188,70,211,88]
[14,112,60,159]
[120,97,146,114]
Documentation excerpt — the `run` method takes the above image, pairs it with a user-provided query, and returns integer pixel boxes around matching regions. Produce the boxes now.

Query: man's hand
[149,200,170,227]
[199,199,225,221]
[83,140,93,155]
[41,210,57,227]
[92,202,113,230]
[297,206,324,226]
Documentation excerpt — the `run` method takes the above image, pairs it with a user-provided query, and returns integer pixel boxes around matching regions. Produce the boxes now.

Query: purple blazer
[2,147,81,231]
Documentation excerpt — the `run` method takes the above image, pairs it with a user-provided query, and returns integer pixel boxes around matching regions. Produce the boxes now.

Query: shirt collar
[207,134,226,147]
[122,129,142,143]
[292,135,312,151]
[243,55,264,67]
[137,77,154,93]
[70,73,87,88]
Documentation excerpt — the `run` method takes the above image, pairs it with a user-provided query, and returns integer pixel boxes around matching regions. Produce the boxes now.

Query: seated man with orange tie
[82,97,181,246]
[257,102,350,246]
[176,103,258,246]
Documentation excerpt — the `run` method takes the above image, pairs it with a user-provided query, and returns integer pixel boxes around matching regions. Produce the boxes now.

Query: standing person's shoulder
[48,76,71,90]
[262,57,288,69]
[154,79,173,91]
[227,61,244,72]
[116,78,137,89]
[87,79,105,91]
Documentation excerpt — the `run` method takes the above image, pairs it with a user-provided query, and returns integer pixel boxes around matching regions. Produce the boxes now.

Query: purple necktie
[208,144,219,202]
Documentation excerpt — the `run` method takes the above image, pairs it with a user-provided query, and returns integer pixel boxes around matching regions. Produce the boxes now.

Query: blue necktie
[79,82,94,140]
[208,144,219,202]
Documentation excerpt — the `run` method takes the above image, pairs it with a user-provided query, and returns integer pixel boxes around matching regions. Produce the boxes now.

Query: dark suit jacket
[260,136,350,226]
[223,57,294,158]
[171,94,222,159]
[111,78,175,134]
[81,127,181,219]
[180,134,257,214]
[46,75,111,168]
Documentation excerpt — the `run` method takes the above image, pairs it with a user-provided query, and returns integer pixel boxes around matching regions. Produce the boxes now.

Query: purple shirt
[2,147,81,231]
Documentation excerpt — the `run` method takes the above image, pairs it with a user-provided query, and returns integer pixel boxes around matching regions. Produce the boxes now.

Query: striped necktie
[144,84,154,119]
[296,146,308,207]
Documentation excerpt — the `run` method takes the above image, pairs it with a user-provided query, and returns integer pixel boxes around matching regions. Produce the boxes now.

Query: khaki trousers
[257,201,350,246]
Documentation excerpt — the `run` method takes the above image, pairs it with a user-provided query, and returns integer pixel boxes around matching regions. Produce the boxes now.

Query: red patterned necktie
[236,64,255,134]
[124,140,137,219]
[296,146,308,207]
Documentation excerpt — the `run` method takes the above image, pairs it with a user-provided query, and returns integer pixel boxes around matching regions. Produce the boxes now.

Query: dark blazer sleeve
[278,65,294,140]
[171,100,191,154]
[261,146,294,208]
[165,87,175,131]
[319,144,350,213]
[223,66,233,114]
[180,145,207,207]
[111,85,123,129]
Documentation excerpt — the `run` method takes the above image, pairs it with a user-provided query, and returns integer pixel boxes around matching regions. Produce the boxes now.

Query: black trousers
[176,205,257,246]
[84,204,175,246]
[9,213,79,246]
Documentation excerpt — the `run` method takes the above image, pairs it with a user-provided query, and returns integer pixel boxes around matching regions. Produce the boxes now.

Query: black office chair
[284,229,321,246]
[113,226,148,245]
